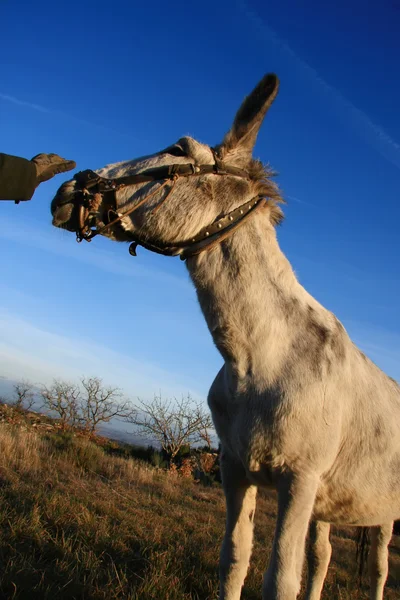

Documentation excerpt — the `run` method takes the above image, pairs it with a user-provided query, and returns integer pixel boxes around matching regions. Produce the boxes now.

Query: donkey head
[51,74,282,253]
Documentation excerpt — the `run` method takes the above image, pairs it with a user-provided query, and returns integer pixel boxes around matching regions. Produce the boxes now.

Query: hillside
[0,416,399,599]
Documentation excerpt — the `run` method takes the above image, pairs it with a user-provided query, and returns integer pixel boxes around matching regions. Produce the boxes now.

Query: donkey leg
[263,473,318,600]
[304,521,331,600]
[219,450,258,600]
[368,523,393,600]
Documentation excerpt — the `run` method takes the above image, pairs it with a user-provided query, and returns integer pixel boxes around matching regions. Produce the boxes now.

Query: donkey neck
[187,210,329,387]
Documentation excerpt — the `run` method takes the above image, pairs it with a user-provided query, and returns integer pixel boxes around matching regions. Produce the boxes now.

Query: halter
[66,151,267,260]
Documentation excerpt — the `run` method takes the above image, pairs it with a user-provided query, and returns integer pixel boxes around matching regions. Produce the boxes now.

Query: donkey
[50,74,400,599]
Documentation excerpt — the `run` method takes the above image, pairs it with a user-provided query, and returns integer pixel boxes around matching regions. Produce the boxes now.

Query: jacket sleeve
[0,153,37,201]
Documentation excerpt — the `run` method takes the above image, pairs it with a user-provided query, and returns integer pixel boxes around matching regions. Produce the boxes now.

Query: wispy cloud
[0,93,49,113]
[0,92,131,139]
[238,1,400,171]
[0,309,205,402]
[286,194,316,208]
[0,215,191,293]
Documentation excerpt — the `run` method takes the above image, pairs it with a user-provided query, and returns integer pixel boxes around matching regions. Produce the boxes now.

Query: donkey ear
[219,74,279,160]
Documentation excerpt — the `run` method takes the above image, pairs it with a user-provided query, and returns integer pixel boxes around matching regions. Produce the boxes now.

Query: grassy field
[0,418,399,599]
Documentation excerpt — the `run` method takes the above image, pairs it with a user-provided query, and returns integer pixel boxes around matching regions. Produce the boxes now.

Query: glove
[31,153,76,185]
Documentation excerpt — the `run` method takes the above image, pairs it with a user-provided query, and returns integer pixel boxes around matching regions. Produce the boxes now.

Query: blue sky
[1,0,399,405]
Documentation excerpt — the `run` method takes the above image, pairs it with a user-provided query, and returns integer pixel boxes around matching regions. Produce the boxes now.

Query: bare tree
[11,381,36,412]
[40,380,81,429]
[198,419,213,450]
[40,377,132,433]
[79,376,132,434]
[128,394,213,461]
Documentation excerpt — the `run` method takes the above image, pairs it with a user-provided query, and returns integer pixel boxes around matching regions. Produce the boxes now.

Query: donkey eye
[165,145,186,157]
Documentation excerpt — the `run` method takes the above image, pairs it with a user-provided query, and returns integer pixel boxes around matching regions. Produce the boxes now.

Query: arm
[0,153,37,201]
[0,153,76,202]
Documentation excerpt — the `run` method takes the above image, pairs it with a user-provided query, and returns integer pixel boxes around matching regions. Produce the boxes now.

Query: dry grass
[0,423,399,599]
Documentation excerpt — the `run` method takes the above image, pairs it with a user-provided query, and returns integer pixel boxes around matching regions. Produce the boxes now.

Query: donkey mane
[214,151,285,226]
[246,159,285,226]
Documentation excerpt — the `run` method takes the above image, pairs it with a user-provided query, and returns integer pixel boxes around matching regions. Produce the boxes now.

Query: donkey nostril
[51,203,74,227]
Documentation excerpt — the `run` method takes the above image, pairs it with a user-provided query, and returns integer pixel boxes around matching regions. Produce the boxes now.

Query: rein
[68,153,267,260]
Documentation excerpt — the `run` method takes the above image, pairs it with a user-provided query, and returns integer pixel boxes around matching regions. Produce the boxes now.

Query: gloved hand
[31,153,76,186]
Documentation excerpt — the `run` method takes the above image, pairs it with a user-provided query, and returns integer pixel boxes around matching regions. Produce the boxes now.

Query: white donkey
[51,74,400,599]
